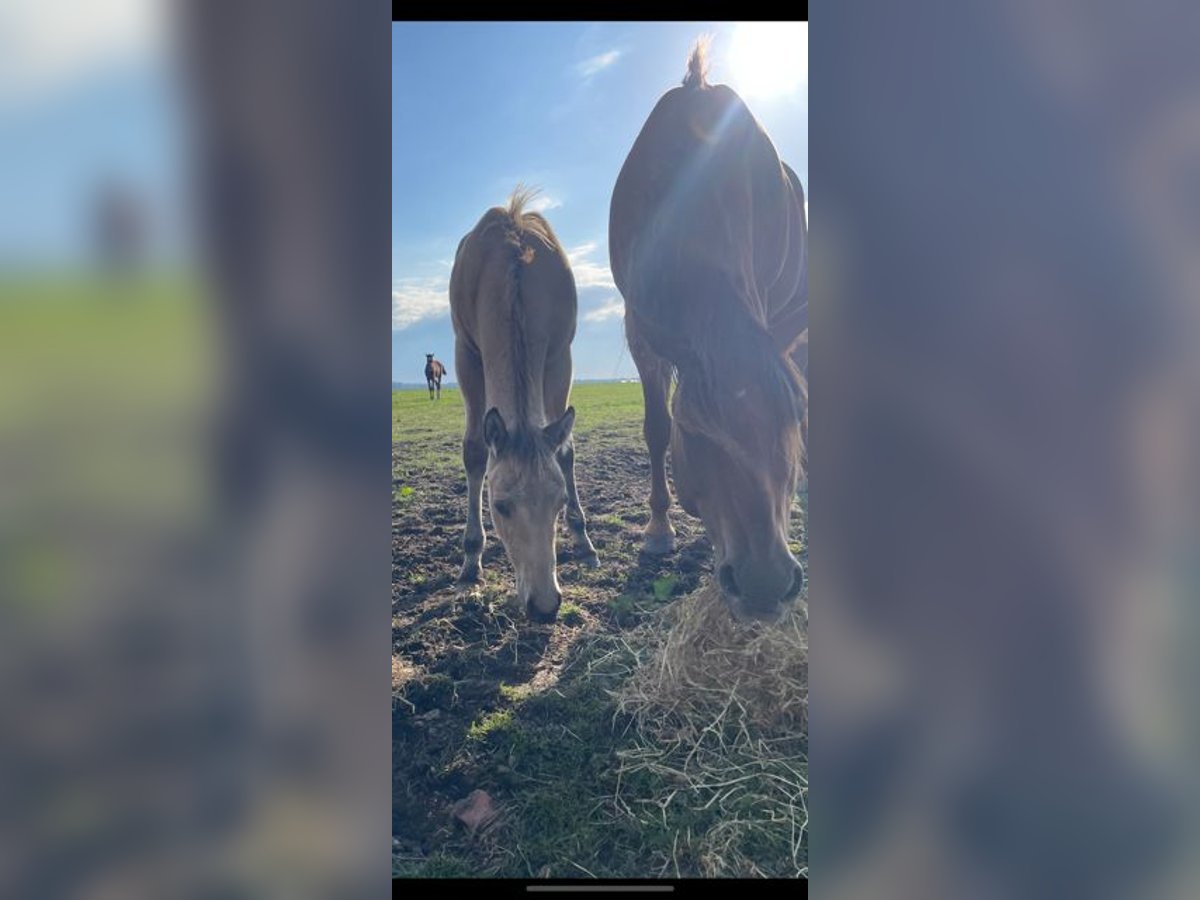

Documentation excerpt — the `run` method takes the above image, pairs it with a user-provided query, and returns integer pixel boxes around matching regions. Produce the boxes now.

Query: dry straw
[613,582,808,878]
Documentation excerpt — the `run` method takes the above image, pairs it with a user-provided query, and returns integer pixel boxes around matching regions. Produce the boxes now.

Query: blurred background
[1,1,1197,897]
[812,2,1200,898]
[0,1,390,897]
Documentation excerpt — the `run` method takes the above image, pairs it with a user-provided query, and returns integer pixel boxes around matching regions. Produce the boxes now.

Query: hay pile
[613,582,808,878]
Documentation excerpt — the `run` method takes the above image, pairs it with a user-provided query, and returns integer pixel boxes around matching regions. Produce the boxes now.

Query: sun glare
[728,22,807,100]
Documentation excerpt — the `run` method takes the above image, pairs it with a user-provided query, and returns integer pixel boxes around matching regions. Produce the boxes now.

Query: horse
[424,353,446,399]
[449,187,600,622]
[609,39,808,624]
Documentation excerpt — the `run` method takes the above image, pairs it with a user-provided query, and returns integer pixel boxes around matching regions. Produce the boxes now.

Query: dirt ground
[392,385,805,877]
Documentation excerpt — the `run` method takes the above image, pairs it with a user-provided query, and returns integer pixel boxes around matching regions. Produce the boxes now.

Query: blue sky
[392,22,808,383]
[0,71,183,267]
[0,0,184,268]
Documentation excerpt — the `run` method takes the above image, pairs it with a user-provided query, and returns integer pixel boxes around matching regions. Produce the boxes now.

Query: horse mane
[504,184,558,258]
[669,292,805,478]
[682,35,711,89]
[484,185,565,461]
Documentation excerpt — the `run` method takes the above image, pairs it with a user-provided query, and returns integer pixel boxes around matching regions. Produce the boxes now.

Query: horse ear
[542,406,575,452]
[484,408,508,453]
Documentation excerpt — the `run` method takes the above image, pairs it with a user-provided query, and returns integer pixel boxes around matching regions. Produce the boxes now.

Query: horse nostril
[719,564,740,597]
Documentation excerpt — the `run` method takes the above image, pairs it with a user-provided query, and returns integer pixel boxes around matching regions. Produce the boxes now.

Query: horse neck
[481,341,546,430]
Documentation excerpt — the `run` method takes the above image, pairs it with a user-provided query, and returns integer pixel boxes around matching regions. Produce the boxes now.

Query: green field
[0,274,213,615]
[392,382,807,879]
[391,381,645,445]
[391,382,648,507]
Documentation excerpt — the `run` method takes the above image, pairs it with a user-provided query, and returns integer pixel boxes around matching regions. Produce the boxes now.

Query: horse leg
[544,349,599,567]
[456,342,487,583]
[631,335,675,554]
[428,378,434,400]
[558,439,599,567]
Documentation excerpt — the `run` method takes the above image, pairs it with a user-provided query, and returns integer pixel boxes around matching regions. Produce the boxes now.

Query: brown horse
[424,353,446,399]
[449,187,599,622]
[610,40,808,623]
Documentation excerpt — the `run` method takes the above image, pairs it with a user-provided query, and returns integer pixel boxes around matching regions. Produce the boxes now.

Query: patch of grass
[467,708,515,741]
[558,600,585,625]
[498,682,533,702]
[393,852,474,878]
[398,617,807,878]
[473,641,647,876]
[563,382,644,439]
[464,633,778,878]
[605,580,684,629]
[607,592,645,628]
[397,485,415,500]
[651,574,680,603]
[599,514,625,527]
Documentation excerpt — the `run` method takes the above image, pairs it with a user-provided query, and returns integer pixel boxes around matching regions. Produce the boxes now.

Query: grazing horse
[449,187,599,622]
[610,40,808,624]
[424,353,446,399]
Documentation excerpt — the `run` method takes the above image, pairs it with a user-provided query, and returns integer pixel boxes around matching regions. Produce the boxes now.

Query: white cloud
[0,0,166,107]
[394,242,618,330]
[393,277,449,330]
[583,296,624,324]
[576,50,621,79]
[527,194,562,213]
[567,241,616,290]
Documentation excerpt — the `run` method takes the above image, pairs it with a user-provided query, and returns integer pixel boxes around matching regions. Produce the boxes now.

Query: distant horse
[94,178,147,276]
[449,187,599,622]
[424,353,446,399]
[610,40,808,623]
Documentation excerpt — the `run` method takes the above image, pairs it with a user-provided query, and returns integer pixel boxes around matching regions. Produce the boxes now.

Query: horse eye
[493,500,513,518]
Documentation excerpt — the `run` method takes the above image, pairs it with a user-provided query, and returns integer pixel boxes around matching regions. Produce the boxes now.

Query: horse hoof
[457,566,480,585]
[643,533,675,555]
[581,552,600,569]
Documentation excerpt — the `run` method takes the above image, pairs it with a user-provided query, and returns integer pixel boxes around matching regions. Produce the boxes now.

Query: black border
[393,878,808,896]
[392,6,809,22]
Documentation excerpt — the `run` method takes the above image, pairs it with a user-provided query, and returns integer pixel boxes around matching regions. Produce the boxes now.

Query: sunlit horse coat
[610,42,808,621]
